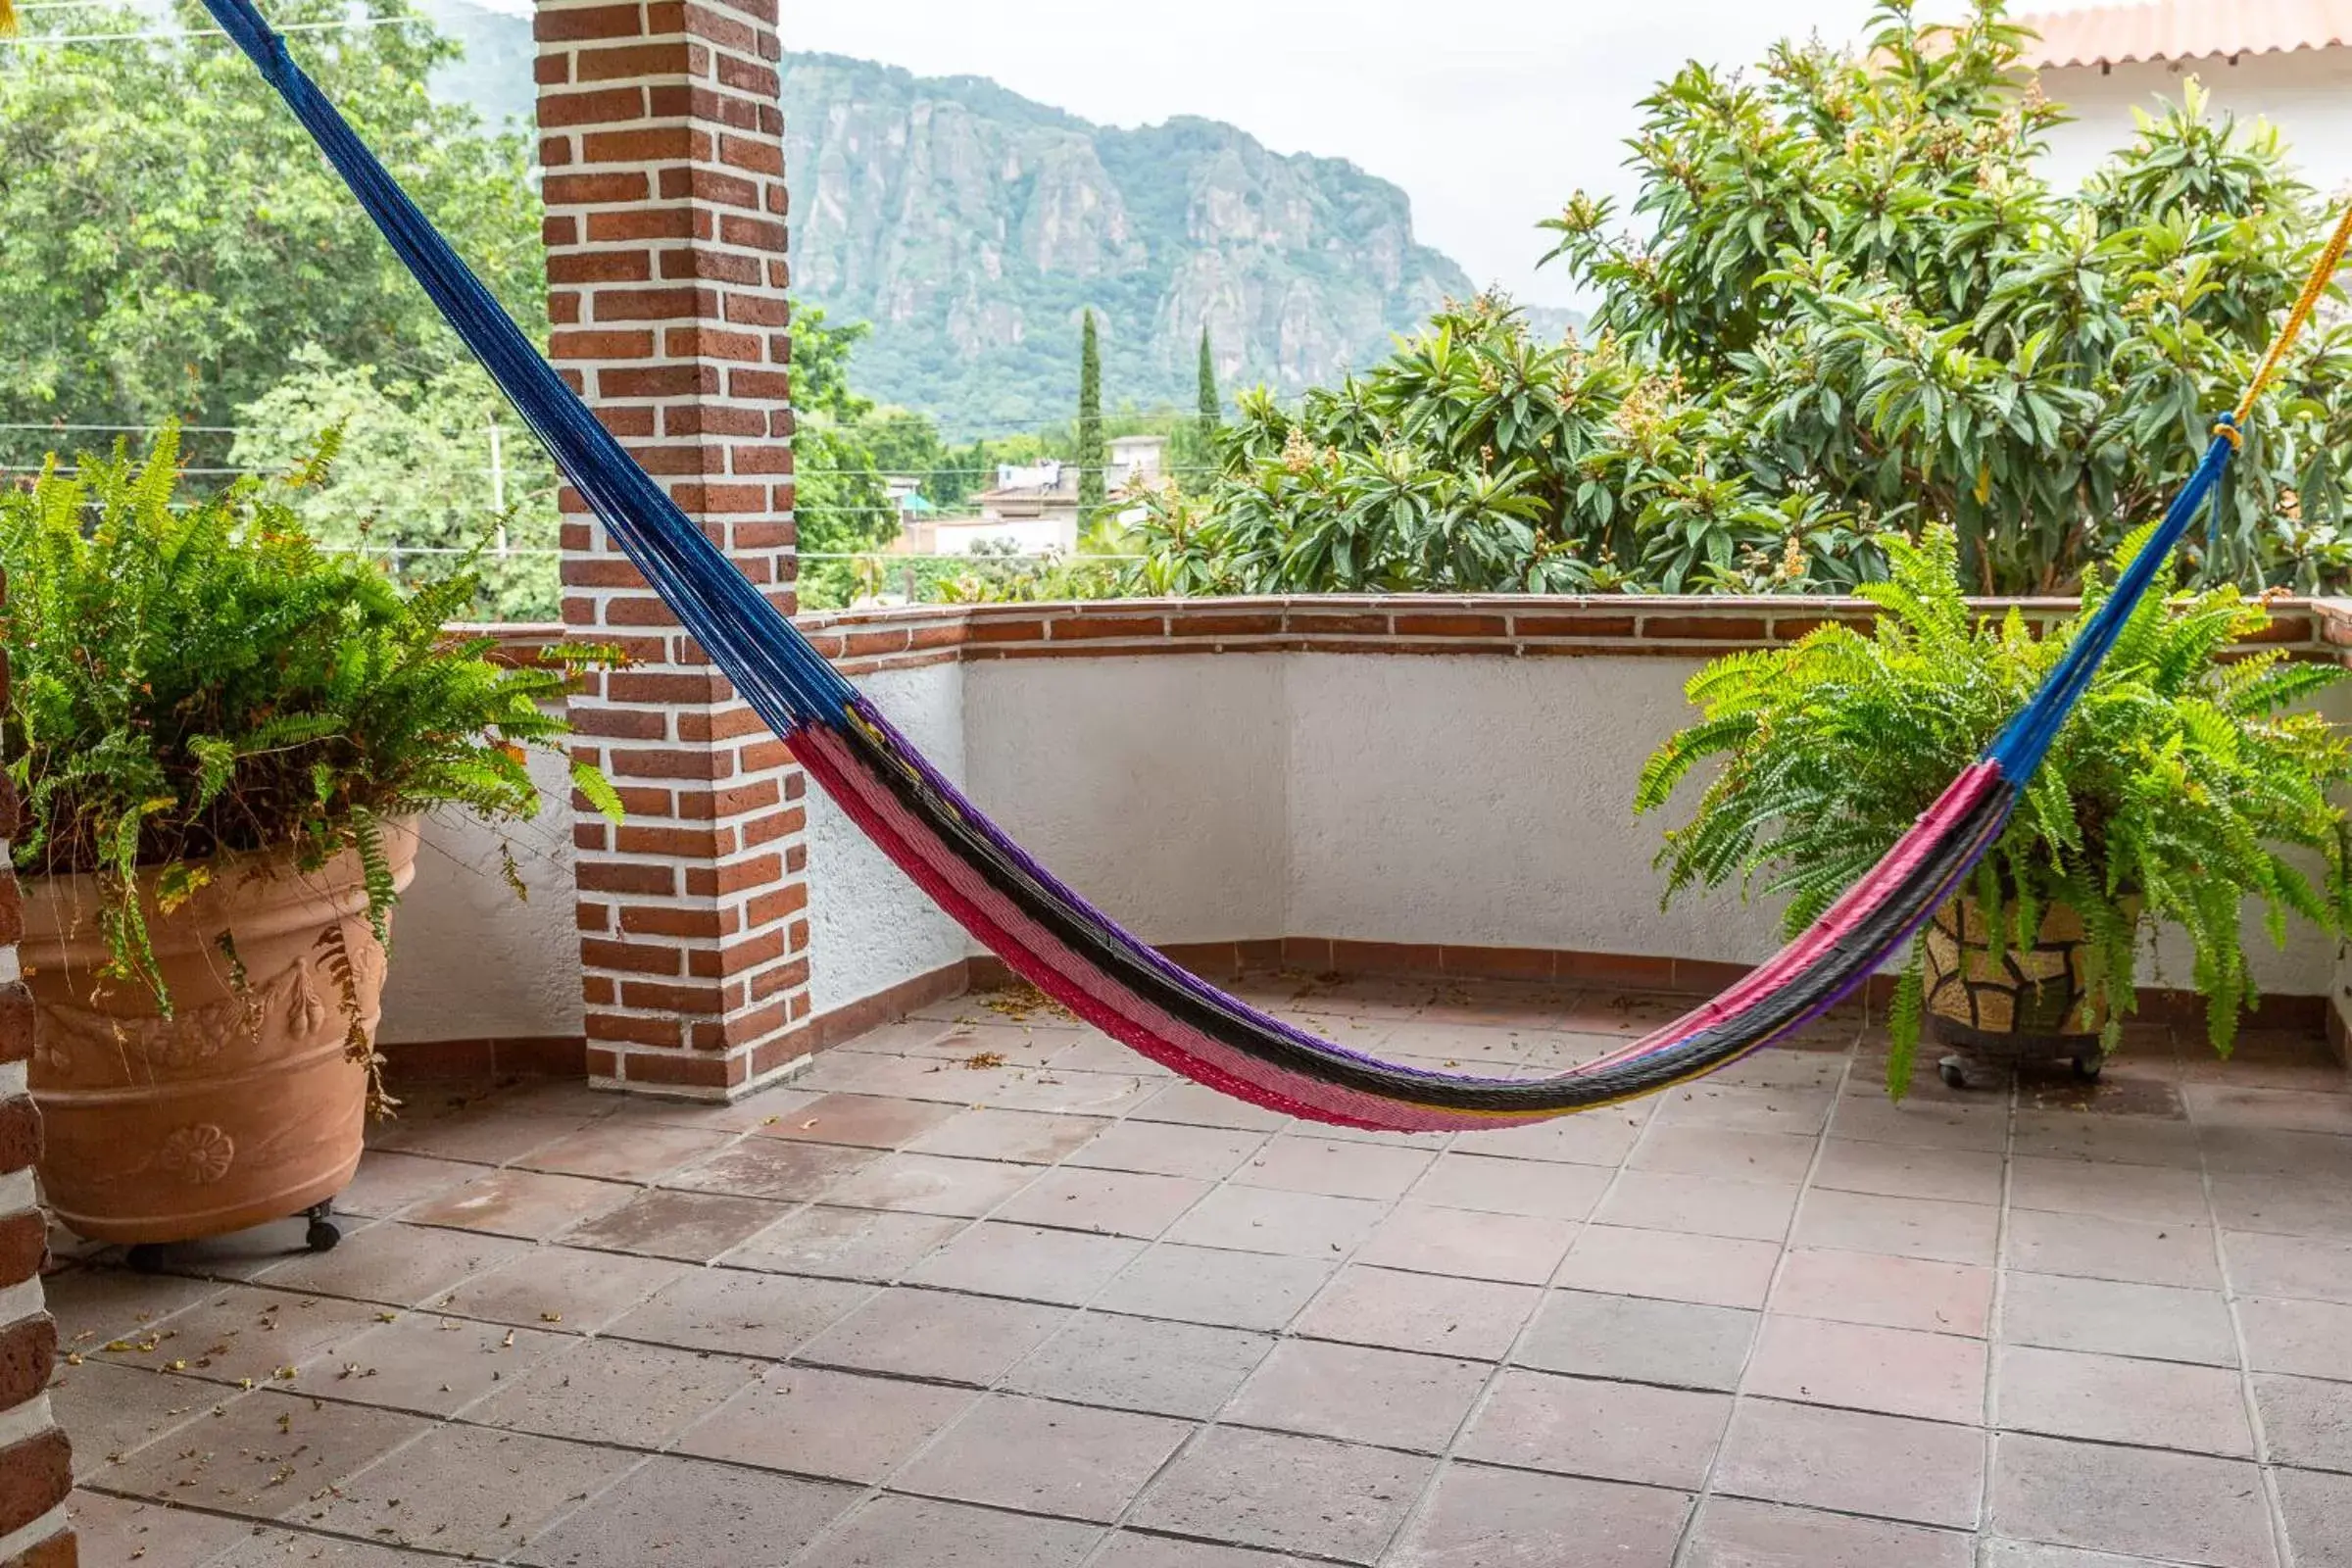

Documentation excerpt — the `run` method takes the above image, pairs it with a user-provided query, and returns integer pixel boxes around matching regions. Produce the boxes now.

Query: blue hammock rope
[191,0,2341,1129]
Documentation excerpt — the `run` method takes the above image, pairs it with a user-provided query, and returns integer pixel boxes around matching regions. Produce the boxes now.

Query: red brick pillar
[536,0,812,1098]
[0,578,75,1566]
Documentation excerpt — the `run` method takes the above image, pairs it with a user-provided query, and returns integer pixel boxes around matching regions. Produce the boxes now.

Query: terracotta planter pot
[24,822,418,1246]
[1922,896,2119,1089]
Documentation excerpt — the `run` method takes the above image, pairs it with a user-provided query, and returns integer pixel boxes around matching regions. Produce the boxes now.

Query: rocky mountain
[779,54,1472,431]
[420,8,1477,432]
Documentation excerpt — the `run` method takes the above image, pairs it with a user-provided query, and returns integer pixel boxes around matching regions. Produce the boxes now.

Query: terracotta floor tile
[191,1529,423,1566]
[1294,1264,1539,1360]
[1396,1153,1607,1223]
[428,1245,685,1333]
[1553,1225,1779,1308]
[905,1220,1145,1304]
[407,1167,637,1241]
[1996,1272,2238,1366]
[1225,1339,1485,1452]
[1831,1095,2010,1152]
[1456,1109,1647,1166]
[1812,1140,2005,1206]
[1091,1536,1312,1568]
[1772,1247,1991,1336]
[1132,1080,1295,1131]
[2278,1465,2352,1568]
[894,1393,1192,1524]
[2183,1084,2352,1136]
[286,1313,567,1416]
[2255,1373,2352,1471]
[906,1106,1112,1164]
[39,1267,220,1352]
[1093,1244,1335,1331]
[795,1285,1069,1384]
[813,1152,1040,1218]
[1129,1425,1433,1564]
[107,1388,429,1518]
[90,1284,386,1389]
[1652,1083,1835,1138]
[1514,1289,1758,1392]
[2007,1209,2223,1290]
[2241,1294,2352,1381]
[1978,1544,2204,1568]
[561,1188,793,1261]
[1458,1367,1731,1489]
[674,1363,977,1483]
[2224,1230,2352,1304]
[301,1424,638,1557]
[2210,1173,2352,1242]
[1235,1137,1436,1200]
[1064,1119,1269,1180]
[1592,1169,1801,1242]
[996,1166,1214,1238]
[256,1222,534,1308]
[1684,1496,1972,1568]
[1352,1202,1577,1285]
[370,1109,588,1166]
[1989,1433,2275,1567]
[1050,1033,1180,1077]
[719,1204,967,1282]
[1164,1185,1388,1257]
[44,1360,228,1477]
[2200,1127,2352,1180]
[608,1085,822,1135]
[751,1091,960,1149]
[2008,1112,2201,1169]
[1003,1310,1272,1418]
[515,1122,730,1183]
[1743,1314,1986,1425]
[661,1138,879,1201]
[981,1067,1159,1117]
[1994,1344,2252,1456]
[604,1267,872,1359]
[2008,1155,2210,1225]
[1629,1126,1819,1183]
[337,1151,480,1218]
[65,1491,251,1568]
[1386,1460,1691,1568]
[466,1337,761,1447]
[514,1454,857,1566]
[796,1494,1102,1568]
[1713,1397,1984,1529]
[1790,1189,2000,1267]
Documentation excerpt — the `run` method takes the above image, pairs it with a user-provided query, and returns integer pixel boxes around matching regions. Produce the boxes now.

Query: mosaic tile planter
[1923,898,2111,1089]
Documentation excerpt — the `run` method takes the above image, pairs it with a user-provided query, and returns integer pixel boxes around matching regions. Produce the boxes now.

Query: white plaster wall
[963,656,1288,944]
[807,661,972,1015]
[1282,656,1788,962]
[2037,53,2352,193]
[378,746,581,1044]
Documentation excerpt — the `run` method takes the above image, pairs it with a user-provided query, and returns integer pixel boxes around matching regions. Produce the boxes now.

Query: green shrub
[1635,524,2352,1092]
[2,431,618,1102]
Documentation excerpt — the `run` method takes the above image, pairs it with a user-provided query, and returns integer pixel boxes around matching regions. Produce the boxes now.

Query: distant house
[923,436,1170,558]
[2018,1,2352,189]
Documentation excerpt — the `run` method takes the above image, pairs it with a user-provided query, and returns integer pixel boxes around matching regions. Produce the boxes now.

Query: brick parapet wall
[0,572,74,1567]
[536,0,811,1099]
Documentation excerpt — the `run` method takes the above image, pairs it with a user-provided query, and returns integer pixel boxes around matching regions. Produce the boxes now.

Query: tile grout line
[1664,1033,1857,1567]
[2201,1091,2297,1568]
[1972,1045,2023,1566]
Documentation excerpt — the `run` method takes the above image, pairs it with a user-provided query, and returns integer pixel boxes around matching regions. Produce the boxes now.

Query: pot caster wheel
[2072,1054,2103,1083]
[303,1201,341,1253]
[124,1243,170,1275]
[1937,1057,1969,1090]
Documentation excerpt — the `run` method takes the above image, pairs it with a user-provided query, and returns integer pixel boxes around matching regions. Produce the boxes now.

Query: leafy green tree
[1077,311,1105,517]
[0,0,544,466]
[1143,0,2352,597]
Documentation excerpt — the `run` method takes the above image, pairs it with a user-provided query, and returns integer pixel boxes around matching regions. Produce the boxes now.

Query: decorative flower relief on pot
[31,954,346,1088]
[157,1124,236,1185]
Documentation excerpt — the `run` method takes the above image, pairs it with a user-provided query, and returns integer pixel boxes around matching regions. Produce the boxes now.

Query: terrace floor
[40,973,2352,1568]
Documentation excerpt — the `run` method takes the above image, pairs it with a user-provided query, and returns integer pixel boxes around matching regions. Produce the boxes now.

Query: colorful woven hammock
[198,0,2349,1132]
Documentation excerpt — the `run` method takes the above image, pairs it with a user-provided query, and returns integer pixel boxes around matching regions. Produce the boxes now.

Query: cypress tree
[1076,310,1104,516]
[1197,325,1219,438]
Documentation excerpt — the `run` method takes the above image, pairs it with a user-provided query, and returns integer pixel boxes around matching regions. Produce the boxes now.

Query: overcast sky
[491,1,2053,306]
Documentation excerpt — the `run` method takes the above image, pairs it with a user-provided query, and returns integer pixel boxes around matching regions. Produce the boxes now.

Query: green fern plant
[1636,523,2352,1095]
[2,429,621,1111]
